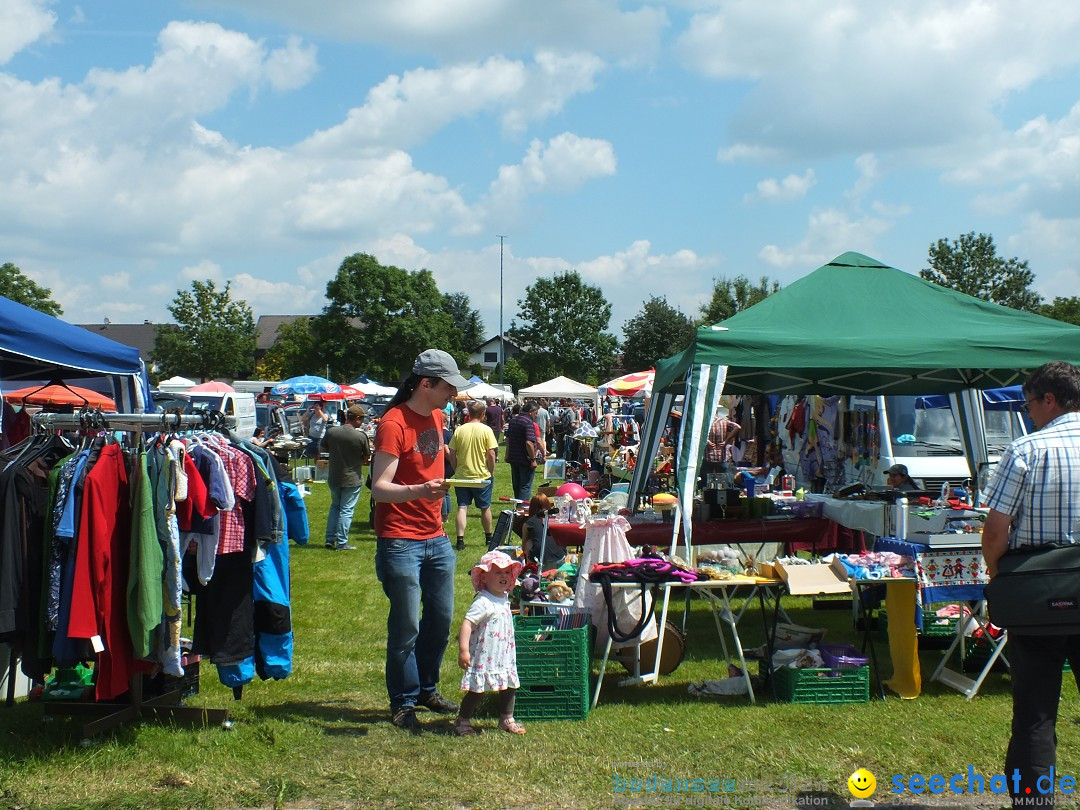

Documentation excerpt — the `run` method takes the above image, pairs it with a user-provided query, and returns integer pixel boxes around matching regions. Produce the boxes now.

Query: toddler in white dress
[455,550,524,736]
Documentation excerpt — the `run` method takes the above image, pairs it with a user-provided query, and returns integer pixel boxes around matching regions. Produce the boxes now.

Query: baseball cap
[884,464,909,477]
[346,403,367,419]
[412,349,471,389]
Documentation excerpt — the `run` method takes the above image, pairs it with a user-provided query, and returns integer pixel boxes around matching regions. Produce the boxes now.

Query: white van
[187,392,257,439]
[848,394,1026,494]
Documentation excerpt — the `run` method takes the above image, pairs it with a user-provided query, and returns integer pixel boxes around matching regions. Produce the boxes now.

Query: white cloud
[179,260,224,282]
[0,0,56,64]
[485,133,616,223]
[192,0,666,62]
[744,169,815,203]
[300,52,604,154]
[759,208,893,270]
[681,2,1080,160]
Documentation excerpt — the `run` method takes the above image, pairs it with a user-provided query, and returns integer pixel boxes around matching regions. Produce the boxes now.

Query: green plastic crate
[513,681,589,720]
[920,615,959,637]
[767,664,869,704]
[514,615,591,686]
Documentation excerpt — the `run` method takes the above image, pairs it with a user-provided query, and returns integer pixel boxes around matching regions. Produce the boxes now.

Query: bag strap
[593,571,657,643]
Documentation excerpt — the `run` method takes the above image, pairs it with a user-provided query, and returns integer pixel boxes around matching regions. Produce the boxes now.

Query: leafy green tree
[152,280,256,381]
[507,270,618,384]
[501,357,528,392]
[699,275,780,324]
[0,262,63,316]
[442,292,485,352]
[260,317,319,379]
[920,232,1042,312]
[1042,296,1080,328]
[621,296,696,371]
[318,253,460,382]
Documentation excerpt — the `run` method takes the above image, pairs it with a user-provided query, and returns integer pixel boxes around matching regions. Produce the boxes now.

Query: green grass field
[2,461,1078,809]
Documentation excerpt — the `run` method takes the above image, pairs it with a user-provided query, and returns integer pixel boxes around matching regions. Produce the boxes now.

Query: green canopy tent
[629,251,1080,549]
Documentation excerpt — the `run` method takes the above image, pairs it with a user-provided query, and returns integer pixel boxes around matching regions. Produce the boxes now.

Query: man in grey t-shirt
[323,403,370,550]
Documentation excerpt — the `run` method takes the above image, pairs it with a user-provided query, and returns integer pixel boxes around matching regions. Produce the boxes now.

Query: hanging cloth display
[572,514,658,651]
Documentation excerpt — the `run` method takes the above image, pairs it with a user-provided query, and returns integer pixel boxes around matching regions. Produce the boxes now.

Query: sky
[4,0,1080,345]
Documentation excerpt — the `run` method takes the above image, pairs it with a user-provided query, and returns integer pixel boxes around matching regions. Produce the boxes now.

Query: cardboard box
[774,559,850,595]
[755,561,777,579]
[537,486,558,499]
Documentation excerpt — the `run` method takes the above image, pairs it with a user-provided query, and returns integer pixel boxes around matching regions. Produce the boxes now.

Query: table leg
[855,583,887,700]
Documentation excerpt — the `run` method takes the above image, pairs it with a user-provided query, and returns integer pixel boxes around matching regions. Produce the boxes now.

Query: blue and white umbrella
[573,422,599,439]
[273,375,341,397]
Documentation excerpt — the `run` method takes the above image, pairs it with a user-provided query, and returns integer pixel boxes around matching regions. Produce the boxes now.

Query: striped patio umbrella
[599,369,654,398]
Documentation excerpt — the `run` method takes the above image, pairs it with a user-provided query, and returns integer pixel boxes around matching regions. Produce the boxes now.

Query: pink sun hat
[470,550,523,592]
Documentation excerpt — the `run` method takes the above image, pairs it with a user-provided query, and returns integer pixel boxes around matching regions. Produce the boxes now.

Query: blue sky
[4,0,1080,345]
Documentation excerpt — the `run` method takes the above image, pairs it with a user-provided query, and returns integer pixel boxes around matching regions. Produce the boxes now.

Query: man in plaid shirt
[982,361,1080,808]
[699,406,741,491]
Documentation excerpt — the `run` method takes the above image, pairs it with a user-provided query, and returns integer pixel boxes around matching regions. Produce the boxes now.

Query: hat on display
[470,550,523,592]
[413,349,471,389]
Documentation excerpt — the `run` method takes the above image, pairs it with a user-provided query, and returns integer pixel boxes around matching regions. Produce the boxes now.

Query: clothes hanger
[21,377,90,409]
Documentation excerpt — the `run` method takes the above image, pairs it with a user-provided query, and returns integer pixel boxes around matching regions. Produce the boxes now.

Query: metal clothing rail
[31,410,235,433]
[19,408,233,736]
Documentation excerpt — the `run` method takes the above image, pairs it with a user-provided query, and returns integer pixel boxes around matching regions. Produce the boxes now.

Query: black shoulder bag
[984,543,1080,635]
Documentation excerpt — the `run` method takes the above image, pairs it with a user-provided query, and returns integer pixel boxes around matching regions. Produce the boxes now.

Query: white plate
[445,478,489,487]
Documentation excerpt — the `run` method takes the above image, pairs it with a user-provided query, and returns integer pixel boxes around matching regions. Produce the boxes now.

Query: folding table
[873,537,1004,699]
[590,577,780,707]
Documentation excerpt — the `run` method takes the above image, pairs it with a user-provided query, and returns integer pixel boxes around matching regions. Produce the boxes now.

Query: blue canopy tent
[0,296,150,416]
[915,386,1024,411]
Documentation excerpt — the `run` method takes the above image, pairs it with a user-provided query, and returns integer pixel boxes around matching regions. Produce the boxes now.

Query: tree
[1042,296,1080,328]
[442,292,485,352]
[152,280,256,381]
[621,296,696,371]
[260,317,319,379]
[501,357,528,391]
[0,262,63,316]
[507,270,618,384]
[920,232,1042,312]
[699,275,781,324]
[318,253,460,382]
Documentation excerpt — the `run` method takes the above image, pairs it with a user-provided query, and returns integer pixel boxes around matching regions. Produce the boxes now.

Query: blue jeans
[325,484,361,547]
[375,535,456,712]
[510,462,536,502]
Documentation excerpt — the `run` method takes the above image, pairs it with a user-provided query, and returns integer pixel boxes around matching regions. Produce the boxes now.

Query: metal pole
[497,235,506,387]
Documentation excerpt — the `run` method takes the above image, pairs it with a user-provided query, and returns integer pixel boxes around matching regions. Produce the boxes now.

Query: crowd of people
[305,346,1080,803]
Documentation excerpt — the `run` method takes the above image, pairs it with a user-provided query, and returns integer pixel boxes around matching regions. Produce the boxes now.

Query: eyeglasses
[1023,396,1041,413]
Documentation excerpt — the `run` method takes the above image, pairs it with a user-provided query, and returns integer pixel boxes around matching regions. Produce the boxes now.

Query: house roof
[472,334,522,353]
[75,322,161,363]
[256,315,308,351]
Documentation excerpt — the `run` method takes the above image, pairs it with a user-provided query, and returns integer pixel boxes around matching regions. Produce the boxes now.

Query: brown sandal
[498,716,526,735]
[453,717,477,737]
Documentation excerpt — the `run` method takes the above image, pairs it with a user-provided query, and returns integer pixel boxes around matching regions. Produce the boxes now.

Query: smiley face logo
[848,768,876,799]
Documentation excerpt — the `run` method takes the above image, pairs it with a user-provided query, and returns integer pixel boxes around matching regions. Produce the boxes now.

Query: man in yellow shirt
[447,400,498,551]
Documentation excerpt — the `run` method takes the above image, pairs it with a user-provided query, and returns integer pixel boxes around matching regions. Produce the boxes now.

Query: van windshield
[886,395,1024,454]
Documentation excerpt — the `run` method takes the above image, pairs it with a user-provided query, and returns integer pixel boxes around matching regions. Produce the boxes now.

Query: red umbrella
[5,383,117,411]
[188,381,235,393]
[338,385,366,399]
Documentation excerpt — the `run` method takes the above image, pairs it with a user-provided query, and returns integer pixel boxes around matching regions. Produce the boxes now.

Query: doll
[455,550,526,736]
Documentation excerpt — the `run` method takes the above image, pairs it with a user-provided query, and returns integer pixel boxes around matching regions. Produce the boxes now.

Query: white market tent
[351,380,398,397]
[157,375,197,393]
[460,381,515,402]
[518,375,599,411]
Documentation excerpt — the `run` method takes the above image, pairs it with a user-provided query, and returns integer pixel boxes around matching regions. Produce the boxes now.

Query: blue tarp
[915,386,1024,411]
[0,295,150,410]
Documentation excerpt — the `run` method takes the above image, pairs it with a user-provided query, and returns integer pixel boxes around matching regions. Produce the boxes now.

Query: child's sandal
[498,716,526,735]
[453,718,477,737]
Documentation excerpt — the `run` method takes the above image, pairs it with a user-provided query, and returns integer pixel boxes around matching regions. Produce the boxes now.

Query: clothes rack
[18,410,233,737]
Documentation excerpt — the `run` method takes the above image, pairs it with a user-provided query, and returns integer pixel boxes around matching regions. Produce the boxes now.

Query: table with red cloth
[544,517,864,554]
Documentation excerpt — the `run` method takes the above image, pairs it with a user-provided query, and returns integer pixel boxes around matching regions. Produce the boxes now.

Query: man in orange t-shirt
[371,349,471,732]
